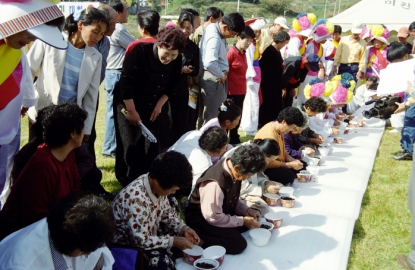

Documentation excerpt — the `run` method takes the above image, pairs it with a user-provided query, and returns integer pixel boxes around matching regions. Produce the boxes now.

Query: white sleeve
[20,52,38,108]
[285,38,301,58]
[245,43,256,79]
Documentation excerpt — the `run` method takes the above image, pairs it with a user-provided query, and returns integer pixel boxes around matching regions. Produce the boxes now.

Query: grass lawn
[19,85,413,269]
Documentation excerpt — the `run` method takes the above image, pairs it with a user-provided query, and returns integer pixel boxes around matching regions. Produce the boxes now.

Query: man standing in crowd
[102,0,136,159]
[190,7,223,46]
[333,21,367,81]
[323,25,342,79]
[397,26,413,54]
[200,12,245,125]
[257,16,289,54]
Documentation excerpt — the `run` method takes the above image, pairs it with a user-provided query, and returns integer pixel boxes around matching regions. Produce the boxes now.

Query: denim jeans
[401,105,415,156]
[102,69,121,156]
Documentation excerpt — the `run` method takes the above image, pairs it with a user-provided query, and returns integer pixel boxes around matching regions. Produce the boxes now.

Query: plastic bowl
[279,186,294,197]
[202,245,226,265]
[183,245,204,264]
[259,221,274,231]
[326,137,334,143]
[263,193,280,206]
[264,212,284,228]
[334,137,344,144]
[297,170,312,183]
[280,196,296,208]
[308,157,320,166]
[307,165,319,176]
[249,228,271,246]
[319,146,330,156]
[194,258,219,270]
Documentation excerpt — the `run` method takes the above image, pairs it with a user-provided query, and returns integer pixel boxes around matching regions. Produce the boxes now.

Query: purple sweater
[284,132,303,159]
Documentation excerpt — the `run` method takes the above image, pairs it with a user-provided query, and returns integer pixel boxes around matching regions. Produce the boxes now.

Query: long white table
[177,116,384,270]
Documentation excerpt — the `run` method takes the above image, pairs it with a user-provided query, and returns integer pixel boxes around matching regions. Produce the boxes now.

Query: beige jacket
[26,39,102,135]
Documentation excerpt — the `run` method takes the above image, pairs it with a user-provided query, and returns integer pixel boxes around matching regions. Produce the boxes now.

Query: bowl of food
[259,221,274,231]
[334,137,344,144]
[264,212,284,228]
[306,165,319,176]
[307,157,320,166]
[279,186,294,197]
[314,155,325,164]
[280,196,296,208]
[318,145,330,156]
[183,245,204,264]
[263,193,280,206]
[297,170,312,183]
[194,258,219,270]
[249,228,271,246]
[202,245,226,266]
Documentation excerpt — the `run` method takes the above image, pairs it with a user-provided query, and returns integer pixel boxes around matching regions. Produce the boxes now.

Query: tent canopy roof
[329,0,415,32]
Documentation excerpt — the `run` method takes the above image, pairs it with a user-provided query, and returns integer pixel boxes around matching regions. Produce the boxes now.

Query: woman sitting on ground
[222,138,283,216]
[168,126,228,196]
[185,144,266,254]
[112,151,200,269]
[0,103,86,240]
[254,107,307,186]
[299,97,327,146]
[199,99,242,134]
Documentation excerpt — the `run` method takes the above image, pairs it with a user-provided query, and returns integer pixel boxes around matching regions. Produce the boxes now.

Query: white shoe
[390,129,400,133]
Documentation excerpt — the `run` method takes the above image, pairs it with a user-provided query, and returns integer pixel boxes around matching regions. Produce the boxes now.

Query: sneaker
[393,150,413,161]
[397,254,413,270]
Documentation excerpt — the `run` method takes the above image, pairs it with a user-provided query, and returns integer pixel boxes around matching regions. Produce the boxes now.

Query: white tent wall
[329,0,415,32]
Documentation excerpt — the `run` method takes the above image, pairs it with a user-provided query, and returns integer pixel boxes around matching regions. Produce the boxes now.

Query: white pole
[338,0,342,15]
[237,0,240,12]
[165,0,167,15]
[324,0,328,18]
[333,0,337,16]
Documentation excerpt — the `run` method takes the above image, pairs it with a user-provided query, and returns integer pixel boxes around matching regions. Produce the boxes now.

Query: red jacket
[227,45,248,95]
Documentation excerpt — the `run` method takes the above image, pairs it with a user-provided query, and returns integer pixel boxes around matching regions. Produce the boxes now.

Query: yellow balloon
[349,80,356,91]
[326,21,334,34]
[304,84,312,99]
[293,19,301,32]
[324,81,334,96]
[371,25,384,37]
[332,75,341,82]
[307,13,317,25]
[346,90,354,103]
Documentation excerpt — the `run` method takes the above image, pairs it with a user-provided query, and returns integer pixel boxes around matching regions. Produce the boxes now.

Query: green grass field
[19,84,413,269]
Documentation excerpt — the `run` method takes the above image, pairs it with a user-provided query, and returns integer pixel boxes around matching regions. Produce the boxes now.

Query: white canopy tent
[329,0,415,32]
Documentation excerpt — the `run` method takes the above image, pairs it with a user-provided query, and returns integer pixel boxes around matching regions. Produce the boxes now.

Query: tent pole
[338,0,342,15]
[333,0,337,17]
[324,0,328,18]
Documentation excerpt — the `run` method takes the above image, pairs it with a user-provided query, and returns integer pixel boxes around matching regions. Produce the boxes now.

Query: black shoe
[102,153,116,159]
[393,150,412,160]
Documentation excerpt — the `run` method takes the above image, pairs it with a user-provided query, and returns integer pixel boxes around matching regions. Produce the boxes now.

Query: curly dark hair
[273,31,290,43]
[222,12,245,33]
[64,7,109,36]
[304,97,327,113]
[137,10,160,36]
[199,126,228,153]
[31,105,55,139]
[157,26,187,53]
[149,151,193,190]
[230,144,266,175]
[47,192,115,255]
[387,41,409,62]
[277,107,305,127]
[42,103,87,148]
[217,99,242,124]
[253,138,280,157]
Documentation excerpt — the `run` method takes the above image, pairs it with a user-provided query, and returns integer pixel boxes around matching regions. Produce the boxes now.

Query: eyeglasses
[289,125,298,131]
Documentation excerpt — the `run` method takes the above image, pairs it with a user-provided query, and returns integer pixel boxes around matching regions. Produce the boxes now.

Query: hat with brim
[0,0,67,49]
[367,36,390,46]
[397,27,409,38]
[299,28,313,37]
[307,54,320,72]
[313,33,331,43]
[274,17,289,30]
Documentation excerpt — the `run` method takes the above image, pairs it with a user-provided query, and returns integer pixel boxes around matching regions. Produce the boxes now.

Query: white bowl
[263,193,280,206]
[279,186,294,197]
[307,165,319,175]
[203,245,226,265]
[183,245,204,264]
[194,258,219,270]
[308,157,320,166]
[264,212,284,228]
[319,146,330,156]
[326,137,334,143]
[249,228,271,246]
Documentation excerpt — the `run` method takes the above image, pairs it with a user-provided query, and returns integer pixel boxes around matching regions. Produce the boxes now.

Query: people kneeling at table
[112,151,200,269]
[0,193,115,269]
[185,144,267,254]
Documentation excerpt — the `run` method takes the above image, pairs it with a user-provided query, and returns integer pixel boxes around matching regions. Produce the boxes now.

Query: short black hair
[222,12,245,33]
[238,26,255,39]
[277,107,305,126]
[181,8,199,17]
[304,97,327,113]
[366,76,378,83]
[64,7,109,36]
[31,106,54,139]
[47,192,115,256]
[204,7,223,22]
[149,151,192,190]
[368,82,378,90]
[199,126,228,153]
[273,31,290,43]
[178,11,194,28]
[409,21,415,31]
[334,25,342,34]
[253,138,280,157]
[217,99,242,124]
[230,144,266,175]
[108,0,125,13]
[136,10,160,36]
[157,26,187,53]
[387,41,409,62]
[42,103,87,148]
